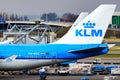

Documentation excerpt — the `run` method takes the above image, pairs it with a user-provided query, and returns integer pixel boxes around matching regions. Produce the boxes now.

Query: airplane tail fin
[69,12,88,31]
[53,4,116,44]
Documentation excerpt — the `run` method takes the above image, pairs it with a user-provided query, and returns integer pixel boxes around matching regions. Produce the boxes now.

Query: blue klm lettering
[75,29,102,37]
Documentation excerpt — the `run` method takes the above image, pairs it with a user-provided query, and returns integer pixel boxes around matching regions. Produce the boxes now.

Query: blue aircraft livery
[75,21,102,37]
[0,4,116,70]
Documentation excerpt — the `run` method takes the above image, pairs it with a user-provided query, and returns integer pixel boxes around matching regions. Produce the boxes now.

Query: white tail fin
[72,12,89,28]
[68,12,88,32]
[53,4,116,44]
[63,12,88,38]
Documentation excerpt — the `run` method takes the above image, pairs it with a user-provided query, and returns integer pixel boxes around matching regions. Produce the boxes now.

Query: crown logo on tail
[83,21,95,28]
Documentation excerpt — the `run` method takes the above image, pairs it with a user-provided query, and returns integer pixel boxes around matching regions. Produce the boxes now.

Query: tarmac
[0,75,120,80]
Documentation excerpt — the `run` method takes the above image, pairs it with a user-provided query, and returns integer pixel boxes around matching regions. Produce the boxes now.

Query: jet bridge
[1,24,58,44]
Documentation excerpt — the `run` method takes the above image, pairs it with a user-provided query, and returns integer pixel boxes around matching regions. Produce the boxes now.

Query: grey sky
[0,0,120,16]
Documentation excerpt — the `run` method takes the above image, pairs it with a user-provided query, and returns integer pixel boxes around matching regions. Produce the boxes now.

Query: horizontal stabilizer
[108,44,116,48]
[68,46,107,53]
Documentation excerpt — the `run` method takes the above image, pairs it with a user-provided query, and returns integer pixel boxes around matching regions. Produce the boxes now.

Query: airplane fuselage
[0,44,108,70]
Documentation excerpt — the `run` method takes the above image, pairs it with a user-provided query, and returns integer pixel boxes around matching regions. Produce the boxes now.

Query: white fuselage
[0,59,70,70]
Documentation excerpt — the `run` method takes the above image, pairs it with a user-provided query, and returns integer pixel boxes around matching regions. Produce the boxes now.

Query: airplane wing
[3,55,17,62]
[68,46,107,53]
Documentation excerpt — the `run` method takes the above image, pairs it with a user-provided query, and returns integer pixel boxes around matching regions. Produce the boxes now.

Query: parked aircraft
[0,4,116,70]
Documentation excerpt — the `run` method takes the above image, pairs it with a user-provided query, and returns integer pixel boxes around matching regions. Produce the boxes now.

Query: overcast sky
[0,0,120,16]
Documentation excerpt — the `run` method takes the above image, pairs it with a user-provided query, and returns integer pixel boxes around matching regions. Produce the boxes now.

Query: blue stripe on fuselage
[0,44,108,60]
